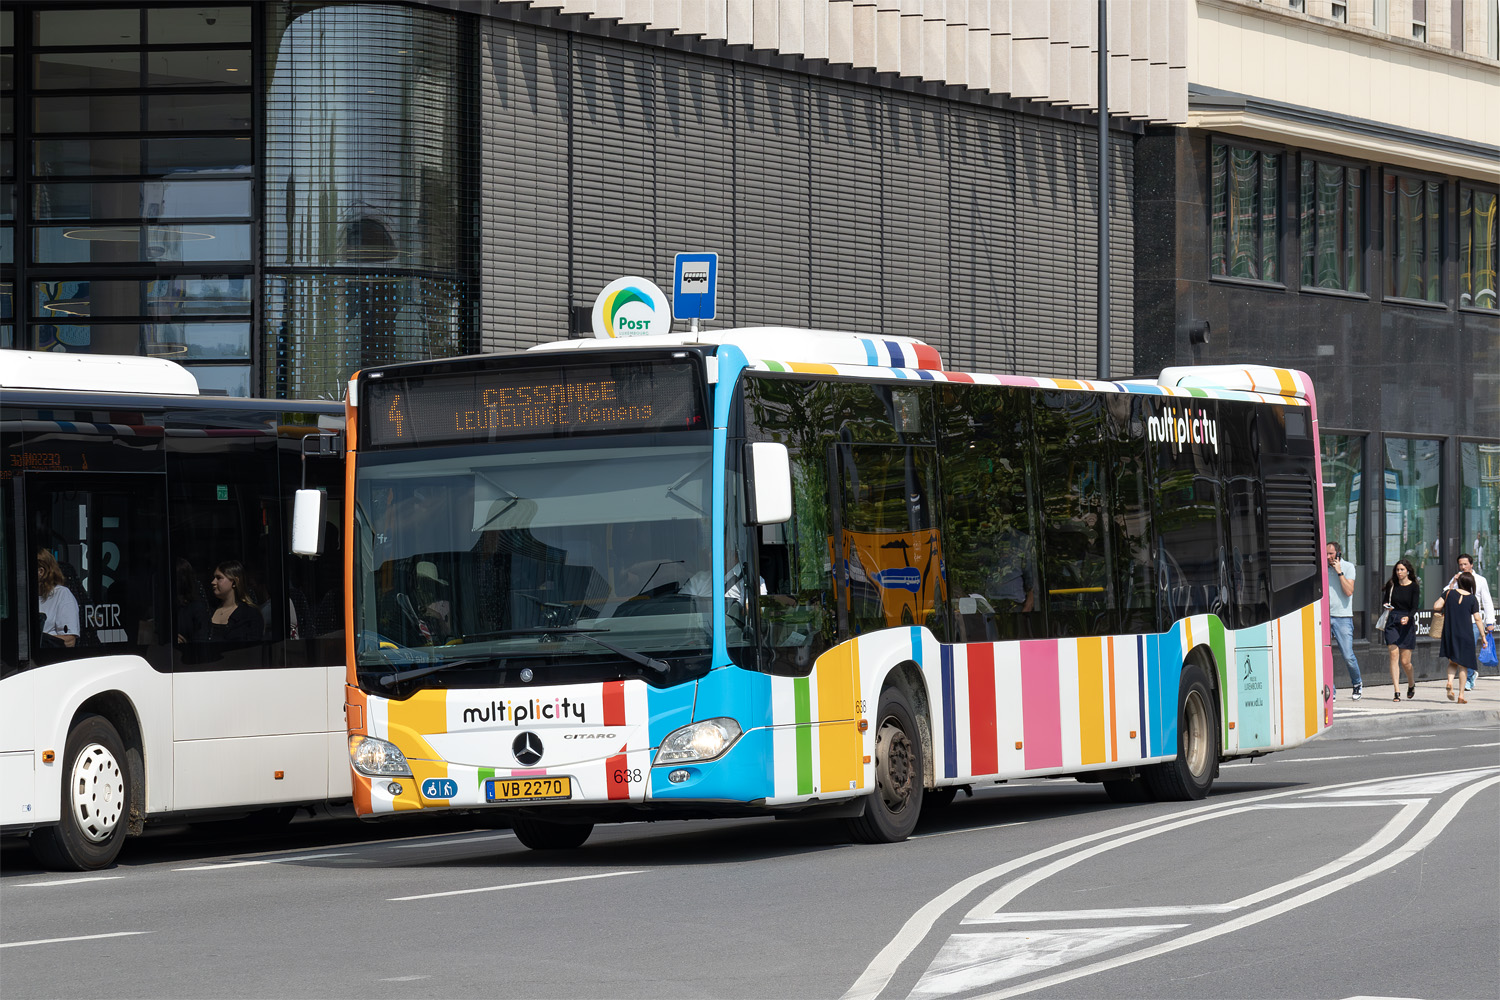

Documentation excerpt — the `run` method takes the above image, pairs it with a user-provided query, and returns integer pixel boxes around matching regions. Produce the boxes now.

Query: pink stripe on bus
[1020,641,1062,770]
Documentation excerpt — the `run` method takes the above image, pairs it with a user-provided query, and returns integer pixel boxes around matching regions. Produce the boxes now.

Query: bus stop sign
[673,252,718,321]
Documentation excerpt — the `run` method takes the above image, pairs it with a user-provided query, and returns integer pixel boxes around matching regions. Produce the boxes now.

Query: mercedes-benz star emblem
[512,731,543,766]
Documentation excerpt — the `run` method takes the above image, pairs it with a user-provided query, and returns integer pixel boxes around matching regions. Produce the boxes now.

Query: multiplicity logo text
[461,698,587,726]
[1147,407,1219,454]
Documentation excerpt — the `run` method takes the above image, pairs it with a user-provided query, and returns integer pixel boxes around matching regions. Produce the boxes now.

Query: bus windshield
[352,437,715,694]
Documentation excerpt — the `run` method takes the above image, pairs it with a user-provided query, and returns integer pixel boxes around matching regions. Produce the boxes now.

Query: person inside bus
[174,557,210,644]
[36,548,80,648]
[209,560,263,642]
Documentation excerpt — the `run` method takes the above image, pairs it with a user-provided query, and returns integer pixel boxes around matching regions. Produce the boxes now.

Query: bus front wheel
[1143,662,1218,801]
[31,715,131,871]
[509,814,593,850]
[847,684,924,844]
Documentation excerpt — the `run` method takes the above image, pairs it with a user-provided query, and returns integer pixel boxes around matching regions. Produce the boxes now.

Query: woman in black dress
[1435,571,1484,705]
[1382,558,1421,701]
[208,560,262,642]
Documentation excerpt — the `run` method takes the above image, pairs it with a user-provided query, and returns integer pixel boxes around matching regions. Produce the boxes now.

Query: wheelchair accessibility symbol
[421,777,459,800]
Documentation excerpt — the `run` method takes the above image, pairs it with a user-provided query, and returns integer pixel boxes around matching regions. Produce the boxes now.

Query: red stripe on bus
[603,680,626,727]
[912,342,943,369]
[606,753,630,800]
[967,643,998,774]
[945,371,975,383]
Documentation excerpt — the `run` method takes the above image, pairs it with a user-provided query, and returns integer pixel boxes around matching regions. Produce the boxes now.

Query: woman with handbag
[1383,559,1421,701]
[1434,571,1484,705]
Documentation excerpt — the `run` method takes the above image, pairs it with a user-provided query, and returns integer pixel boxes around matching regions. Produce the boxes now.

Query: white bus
[2,352,349,870]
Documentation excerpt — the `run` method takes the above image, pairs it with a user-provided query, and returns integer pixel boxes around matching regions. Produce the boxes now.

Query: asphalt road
[3,724,1496,1000]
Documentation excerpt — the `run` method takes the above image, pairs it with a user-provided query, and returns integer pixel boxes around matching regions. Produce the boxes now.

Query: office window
[1300,158,1364,293]
[1211,143,1280,283]
[1460,442,1500,607]
[1331,2,1348,22]
[1385,173,1443,303]
[1412,0,1428,39]
[1383,437,1442,601]
[1459,186,1498,310]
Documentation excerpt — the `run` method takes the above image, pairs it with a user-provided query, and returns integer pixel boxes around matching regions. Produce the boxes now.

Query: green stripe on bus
[1186,387,1208,397]
[478,767,496,789]
[765,360,788,372]
[795,677,813,795]
[1208,616,1228,744]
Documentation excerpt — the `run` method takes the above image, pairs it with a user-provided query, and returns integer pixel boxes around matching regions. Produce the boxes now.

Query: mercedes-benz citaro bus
[3,351,348,870]
[316,328,1331,850]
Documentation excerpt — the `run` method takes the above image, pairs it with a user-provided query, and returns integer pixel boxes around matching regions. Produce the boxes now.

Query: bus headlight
[348,735,413,777]
[654,718,742,765]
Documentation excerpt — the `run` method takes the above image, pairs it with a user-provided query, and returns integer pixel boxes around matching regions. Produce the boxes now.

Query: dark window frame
[1298,152,1367,297]
[1457,181,1498,312]
[1209,136,1286,287]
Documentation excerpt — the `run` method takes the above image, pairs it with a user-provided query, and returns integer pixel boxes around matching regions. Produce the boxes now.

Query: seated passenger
[36,548,80,647]
[208,560,262,642]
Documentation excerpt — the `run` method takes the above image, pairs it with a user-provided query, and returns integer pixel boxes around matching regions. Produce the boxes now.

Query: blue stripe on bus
[940,644,957,778]
[1136,634,1148,758]
[862,340,879,366]
[914,369,935,380]
[883,341,906,367]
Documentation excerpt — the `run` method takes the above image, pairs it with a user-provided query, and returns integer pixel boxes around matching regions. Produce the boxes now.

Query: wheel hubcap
[1183,689,1209,778]
[68,743,125,844]
[874,717,915,812]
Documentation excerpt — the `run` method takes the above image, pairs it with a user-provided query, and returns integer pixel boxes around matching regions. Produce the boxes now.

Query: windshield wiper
[494,626,671,676]
[375,657,489,689]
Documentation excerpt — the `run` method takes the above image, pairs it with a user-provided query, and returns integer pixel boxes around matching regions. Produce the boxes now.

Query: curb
[1324,707,1500,740]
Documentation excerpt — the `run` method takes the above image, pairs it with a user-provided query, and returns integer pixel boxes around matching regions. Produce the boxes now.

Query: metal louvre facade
[481,19,1135,379]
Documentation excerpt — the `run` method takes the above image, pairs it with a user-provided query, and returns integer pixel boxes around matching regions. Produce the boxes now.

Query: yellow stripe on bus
[817,642,862,794]
[386,690,450,809]
[1078,638,1106,766]
[787,362,839,375]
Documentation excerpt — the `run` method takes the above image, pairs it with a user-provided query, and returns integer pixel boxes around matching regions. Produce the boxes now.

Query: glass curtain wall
[1210,143,1280,283]
[1321,433,1365,620]
[1461,441,1500,602]
[1383,437,1443,603]
[1385,173,1443,303]
[12,5,254,392]
[1299,159,1363,293]
[263,3,478,400]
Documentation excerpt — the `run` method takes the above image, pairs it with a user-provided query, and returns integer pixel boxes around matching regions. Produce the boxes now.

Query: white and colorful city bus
[330,329,1332,849]
[2,351,349,870]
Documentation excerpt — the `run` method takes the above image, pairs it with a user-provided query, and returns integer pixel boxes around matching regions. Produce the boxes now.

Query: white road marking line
[970,905,1233,923]
[1236,743,1499,765]
[388,869,643,901]
[1315,771,1488,797]
[175,852,352,871]
[911,822,1027,840]
[964,800,1424,922]
[964,774,1500,999]
[2,931,150,949]
[379,976,430,982]
[386,833,516,849]
[15,876,125,887]
[908,925,1187,999]
[1357,735,1435,743]
[839,765,1497,1000]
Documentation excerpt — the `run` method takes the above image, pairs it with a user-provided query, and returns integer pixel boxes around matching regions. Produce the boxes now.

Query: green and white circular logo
[591,276,672,339]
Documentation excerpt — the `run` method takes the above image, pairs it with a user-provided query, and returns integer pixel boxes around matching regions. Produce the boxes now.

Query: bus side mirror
[291,489,326,556]
[747,442,792,525]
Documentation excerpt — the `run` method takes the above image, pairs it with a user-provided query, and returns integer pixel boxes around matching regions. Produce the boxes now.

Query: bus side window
[1146,398,1226,626]
[742,375,837,676]
[1035,391,1113,638]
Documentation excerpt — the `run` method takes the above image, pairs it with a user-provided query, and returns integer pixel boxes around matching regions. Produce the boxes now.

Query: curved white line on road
[175,852,352,871]
[14,876,124,887]
[966,773,1500,999]
[839,766,1496,1000]
[388,869,643,901]
[2,931,149,949]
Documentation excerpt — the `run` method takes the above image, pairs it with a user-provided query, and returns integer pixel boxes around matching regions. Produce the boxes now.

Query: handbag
[1374,608,1389,633]
[1430,610,1445,641]
[1480,632,1498,669]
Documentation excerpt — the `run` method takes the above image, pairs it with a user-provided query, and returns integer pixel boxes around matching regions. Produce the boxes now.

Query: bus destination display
[362,360,705,448]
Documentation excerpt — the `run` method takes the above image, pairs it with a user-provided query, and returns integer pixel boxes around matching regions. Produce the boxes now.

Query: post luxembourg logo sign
[591,276,673,339]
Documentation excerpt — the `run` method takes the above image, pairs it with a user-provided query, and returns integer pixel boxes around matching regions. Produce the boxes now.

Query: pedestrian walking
[1325,542,1362,699]
[1434,572,1485,705]
[1382,559,1421,701]
[1440,554,1495,691]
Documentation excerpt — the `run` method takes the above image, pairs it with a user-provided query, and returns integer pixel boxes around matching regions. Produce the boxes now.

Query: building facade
[2,0,1496,667]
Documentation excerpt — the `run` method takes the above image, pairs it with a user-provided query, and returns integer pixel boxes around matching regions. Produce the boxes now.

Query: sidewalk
[1328,674,1500,740]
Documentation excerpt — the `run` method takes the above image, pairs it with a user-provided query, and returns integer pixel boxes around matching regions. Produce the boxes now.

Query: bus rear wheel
[1143,662,1218,801]
[847,684,924,844]
[509,814,593,850]
[31,715,131,871]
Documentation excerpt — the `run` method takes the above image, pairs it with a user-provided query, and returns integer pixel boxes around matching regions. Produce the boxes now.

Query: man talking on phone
[1326,542,1362,700]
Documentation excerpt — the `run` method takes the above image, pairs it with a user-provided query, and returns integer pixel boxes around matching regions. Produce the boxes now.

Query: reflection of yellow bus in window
[836,528,945,630]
